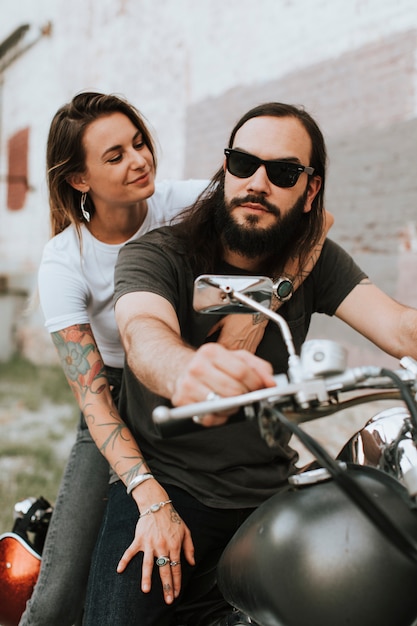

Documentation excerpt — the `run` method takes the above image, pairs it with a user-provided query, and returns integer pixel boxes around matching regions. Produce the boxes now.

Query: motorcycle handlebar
[152,365,415,425]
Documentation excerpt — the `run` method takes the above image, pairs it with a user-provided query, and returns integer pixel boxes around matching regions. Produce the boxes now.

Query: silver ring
[156,556,170,567]
[170,560,181,567]
[193,393,221,424]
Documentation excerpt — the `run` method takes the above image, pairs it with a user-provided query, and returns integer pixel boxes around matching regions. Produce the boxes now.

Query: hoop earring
[80,192,90,222]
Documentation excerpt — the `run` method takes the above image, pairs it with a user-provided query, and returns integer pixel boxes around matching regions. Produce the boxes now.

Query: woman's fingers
[116,539,141,574]
[117,510,195,604]
[155,554,175,603]
[169,558,182,599]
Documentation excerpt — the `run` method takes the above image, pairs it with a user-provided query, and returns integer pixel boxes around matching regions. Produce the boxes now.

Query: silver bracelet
[126,473,154,496]
[140,499,172,518]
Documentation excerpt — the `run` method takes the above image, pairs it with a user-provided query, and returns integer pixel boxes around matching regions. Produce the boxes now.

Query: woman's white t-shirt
[38,179,207,368]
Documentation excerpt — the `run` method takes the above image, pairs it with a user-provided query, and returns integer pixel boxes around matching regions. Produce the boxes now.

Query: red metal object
[0,533,40,626]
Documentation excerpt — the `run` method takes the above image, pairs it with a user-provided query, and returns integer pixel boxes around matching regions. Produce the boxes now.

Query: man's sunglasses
[224,148,315,188]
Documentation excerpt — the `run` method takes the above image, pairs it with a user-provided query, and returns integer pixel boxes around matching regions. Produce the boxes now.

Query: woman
[19,92,208,626]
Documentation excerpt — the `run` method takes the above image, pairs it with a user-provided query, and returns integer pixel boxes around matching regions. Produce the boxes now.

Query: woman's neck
[87,201,148,244]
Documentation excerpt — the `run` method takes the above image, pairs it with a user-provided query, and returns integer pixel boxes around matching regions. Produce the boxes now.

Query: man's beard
[214,191,308,259]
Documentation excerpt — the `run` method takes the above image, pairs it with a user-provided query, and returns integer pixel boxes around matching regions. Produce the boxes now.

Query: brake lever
[153,374,291,424]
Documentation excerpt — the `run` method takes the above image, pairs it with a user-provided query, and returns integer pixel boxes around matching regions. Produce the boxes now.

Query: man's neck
[222,248,266,273]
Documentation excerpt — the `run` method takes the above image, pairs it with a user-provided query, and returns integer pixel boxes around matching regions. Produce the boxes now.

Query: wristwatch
[252,276,294,324]
[273,277,294,302]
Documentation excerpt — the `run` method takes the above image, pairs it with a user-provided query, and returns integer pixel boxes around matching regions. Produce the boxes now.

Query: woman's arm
[212,210,335,351]
[52,323,147,485]
[51,322,194,603]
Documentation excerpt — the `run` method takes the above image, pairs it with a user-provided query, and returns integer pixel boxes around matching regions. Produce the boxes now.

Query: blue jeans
[19,367,122,626]
[83,481,254,626]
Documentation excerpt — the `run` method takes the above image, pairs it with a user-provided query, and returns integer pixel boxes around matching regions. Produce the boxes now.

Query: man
[84,103,417,626]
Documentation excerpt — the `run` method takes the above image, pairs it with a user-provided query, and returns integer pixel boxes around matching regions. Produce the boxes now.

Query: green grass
[0,353,78,532]
[0,352,75,409]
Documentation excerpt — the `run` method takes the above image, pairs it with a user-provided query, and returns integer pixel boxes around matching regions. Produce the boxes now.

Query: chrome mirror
[193,274,273,314]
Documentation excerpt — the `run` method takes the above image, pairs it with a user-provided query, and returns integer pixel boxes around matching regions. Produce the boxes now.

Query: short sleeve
[38,237,90,332]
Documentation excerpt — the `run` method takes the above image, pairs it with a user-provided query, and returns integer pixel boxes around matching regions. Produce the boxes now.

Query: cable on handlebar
[381,368,417,430]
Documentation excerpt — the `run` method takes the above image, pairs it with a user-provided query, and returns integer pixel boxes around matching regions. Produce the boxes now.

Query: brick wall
[184,30,417,176]
[183,29,417,366]
[7,127,29,211]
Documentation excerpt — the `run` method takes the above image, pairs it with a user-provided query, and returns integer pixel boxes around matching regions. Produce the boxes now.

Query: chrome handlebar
[153,276,417,427]
[153,364,417,425]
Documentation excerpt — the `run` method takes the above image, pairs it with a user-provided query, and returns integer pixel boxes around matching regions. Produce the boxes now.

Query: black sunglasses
[224,148,315,188]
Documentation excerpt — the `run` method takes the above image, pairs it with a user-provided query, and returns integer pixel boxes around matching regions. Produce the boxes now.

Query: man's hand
[171,342,276,426]
[116,293,276,426]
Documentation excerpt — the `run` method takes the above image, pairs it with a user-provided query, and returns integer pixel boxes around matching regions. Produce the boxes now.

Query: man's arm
[115,291,191,399]
[114,290,276,596]
[336,279,417,360]
[115,292,275,405]
[115,291,277,408]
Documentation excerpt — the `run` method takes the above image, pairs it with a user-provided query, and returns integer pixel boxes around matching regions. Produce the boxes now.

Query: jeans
[19,367,122,626]
[83,481,254,626]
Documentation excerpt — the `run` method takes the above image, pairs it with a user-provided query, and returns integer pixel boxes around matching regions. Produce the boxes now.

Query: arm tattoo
[53,324,149,479]
[52,324,106,405]
[295,243,323,285]
[120,459,149,483]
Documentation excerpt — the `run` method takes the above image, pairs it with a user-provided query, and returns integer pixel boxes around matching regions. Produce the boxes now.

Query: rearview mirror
[193,274,273,314]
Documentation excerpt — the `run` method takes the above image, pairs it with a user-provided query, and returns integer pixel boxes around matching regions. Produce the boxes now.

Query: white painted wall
[2,0,417,267]
[1,0,417,360]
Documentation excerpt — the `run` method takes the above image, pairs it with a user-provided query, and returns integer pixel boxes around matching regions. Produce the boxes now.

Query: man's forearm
[123,314,195,399]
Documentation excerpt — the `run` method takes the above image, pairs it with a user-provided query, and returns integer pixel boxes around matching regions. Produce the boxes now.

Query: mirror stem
[225,288,296,356]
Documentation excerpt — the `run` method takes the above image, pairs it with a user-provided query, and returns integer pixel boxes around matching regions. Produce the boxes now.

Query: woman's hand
[116,488,195,604]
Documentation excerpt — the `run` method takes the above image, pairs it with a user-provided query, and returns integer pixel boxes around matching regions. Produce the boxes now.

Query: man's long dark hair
[174,102,326,275]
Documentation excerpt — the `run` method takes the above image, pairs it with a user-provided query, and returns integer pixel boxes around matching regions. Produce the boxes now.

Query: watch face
[274,278,293,302]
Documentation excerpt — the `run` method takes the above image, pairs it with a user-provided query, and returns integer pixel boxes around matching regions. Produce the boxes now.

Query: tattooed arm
[52,323,150,485]
[52,323,194,602]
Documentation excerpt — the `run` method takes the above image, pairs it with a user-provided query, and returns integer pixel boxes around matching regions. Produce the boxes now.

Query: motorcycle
[0,497,52,626]
[153,274,417,626]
